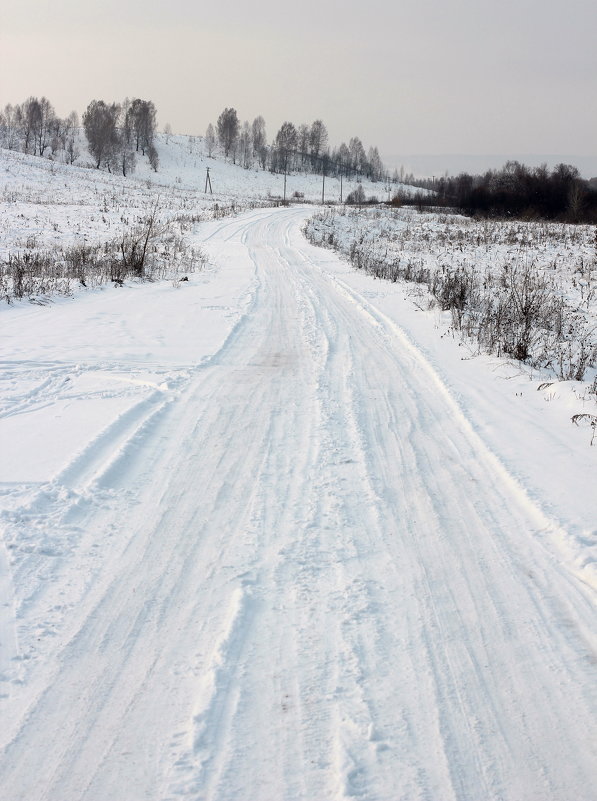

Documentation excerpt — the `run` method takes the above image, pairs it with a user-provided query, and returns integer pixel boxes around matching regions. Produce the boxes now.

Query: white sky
[1,0,596,169]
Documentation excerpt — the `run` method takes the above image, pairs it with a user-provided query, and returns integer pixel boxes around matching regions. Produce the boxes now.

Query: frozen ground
[0,202,595,801]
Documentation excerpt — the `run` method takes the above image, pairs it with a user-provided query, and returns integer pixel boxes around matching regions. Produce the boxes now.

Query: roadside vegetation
[0,191,280,303]
[0,206,208,302]
[305,206,597,387]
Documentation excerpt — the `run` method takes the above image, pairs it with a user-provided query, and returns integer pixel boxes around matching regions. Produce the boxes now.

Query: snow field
[0,133,393,266]
[0,208,595,800]
[0,139,595,801]
[0,222,259,707]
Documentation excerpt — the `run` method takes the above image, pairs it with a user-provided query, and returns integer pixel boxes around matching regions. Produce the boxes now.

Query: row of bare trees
[2,96,389,184]
[0,95,159,177]
[206,108,388,182]
[0,97,80,163]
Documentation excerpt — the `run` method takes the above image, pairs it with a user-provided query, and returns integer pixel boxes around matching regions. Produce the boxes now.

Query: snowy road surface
[0,207,595,801]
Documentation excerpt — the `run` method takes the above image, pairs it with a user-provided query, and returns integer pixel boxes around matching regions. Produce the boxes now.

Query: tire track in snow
[166,206,596,801]
[0,532,20,692]
[332,272,597,596]
[283,207,596,799]
[0,206,594,801]
[280,237,456,800]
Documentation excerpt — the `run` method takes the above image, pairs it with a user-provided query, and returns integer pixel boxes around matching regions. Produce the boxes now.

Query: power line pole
[204,167,213,194]
[321,154,328,205]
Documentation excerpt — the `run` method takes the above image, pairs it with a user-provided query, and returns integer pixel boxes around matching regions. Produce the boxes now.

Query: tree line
[1,96,393,186]
[0,95,158,176]
[0,97,80,163]
[208,107,388,183]
[399,161,597,223]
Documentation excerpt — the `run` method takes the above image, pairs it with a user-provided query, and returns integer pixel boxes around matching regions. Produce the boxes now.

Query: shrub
[345,185,366,205]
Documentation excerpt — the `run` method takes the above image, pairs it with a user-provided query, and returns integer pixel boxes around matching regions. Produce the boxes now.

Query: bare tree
[239,121,252,168]
[13,96,55,156]
[251,116,268,169]
[274,121,298,174]
[368,146,384,182]
[309,120,328,167]
[205,123,216,157]
[336,142,350,172]
[349,136,367,175]
[36,97,55,156]
[217,107,239,159]
[83,100,121,169]
[21,97,42,154]
[148,143,159,172]
[0,104,21,150]
[297,123,310,168]
[59,111,80,163]
[251,116,266,155]
[128,99,157,155]
[140,100,157,154]
[119,104,136,176]
[119,199,161,277]
[66,134,80,165]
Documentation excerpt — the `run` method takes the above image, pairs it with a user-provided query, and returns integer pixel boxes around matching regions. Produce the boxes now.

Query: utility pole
[340,172,343,204]
[204,167,213,194]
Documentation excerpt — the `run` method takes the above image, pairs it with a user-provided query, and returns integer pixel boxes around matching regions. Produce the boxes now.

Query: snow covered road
[0,207,595,800]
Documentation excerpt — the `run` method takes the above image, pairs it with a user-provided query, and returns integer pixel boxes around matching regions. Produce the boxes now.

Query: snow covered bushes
[345,185,366,205]
[305,206,597,381]
[429,262,596,378]
[1,213,207,302]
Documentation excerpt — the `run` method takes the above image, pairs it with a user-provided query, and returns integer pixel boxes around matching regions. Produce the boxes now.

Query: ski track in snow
[0,207,595,801]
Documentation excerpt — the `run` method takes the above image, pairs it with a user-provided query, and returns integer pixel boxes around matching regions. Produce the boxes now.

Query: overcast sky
[1,0,596,172]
